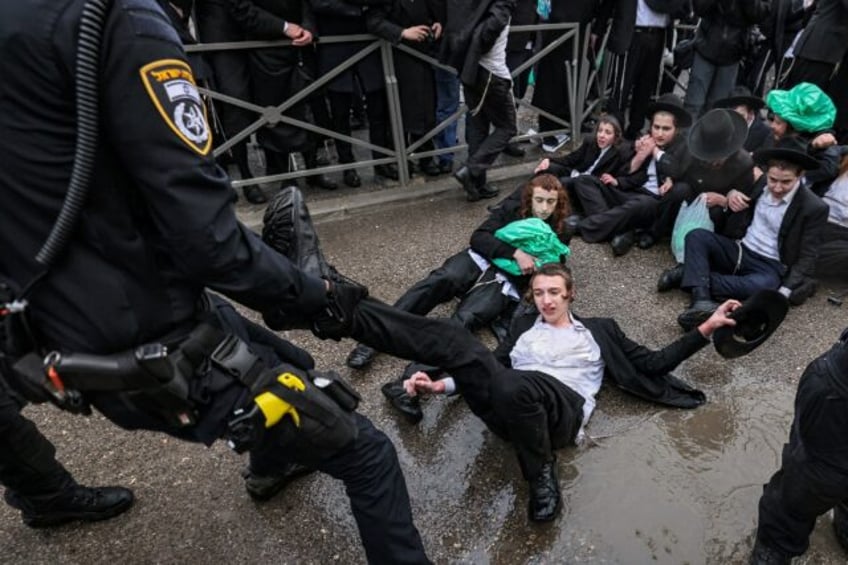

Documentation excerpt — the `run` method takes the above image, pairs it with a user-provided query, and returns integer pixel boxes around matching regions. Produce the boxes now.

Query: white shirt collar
[762,180,800,207]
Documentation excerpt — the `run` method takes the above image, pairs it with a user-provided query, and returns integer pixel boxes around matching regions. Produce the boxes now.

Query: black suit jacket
[794,0,848,64]
[724,182,829,290]
[493,312,708,408]
[616,134,692,192]
[544,136,631,179]
[745,118,773,153]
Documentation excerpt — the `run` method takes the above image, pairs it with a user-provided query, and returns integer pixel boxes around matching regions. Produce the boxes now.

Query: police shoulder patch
[140,59,212,155]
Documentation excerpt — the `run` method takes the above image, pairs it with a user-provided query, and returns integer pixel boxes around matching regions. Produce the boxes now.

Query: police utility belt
[1,289,359,455]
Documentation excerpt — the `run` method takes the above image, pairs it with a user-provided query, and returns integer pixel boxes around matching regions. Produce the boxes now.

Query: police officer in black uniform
[0,1,428,562]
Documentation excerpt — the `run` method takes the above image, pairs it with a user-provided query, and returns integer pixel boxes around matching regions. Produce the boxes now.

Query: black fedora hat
[687,108,748,161]
[753,142,820,172]
[713,86,765,112]
[713,290,789,359]
[647,93,693,128]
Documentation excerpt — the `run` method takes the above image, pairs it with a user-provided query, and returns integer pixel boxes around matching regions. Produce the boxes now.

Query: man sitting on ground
[675,144,828,331]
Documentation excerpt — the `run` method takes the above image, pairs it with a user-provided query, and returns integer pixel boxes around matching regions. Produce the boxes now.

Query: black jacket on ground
[493,311,708,408]
[723,182,829,291]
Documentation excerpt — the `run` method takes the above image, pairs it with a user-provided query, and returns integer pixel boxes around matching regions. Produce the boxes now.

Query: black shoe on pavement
[306,174,338,191]
[637,232,656,250]
[657,263,685,292]
[438,161,454,174]
[5,485,134,528]
[565,214,583,238]
[677,299,719,331]
[749,539,791,565]
[374,163,400,181]
[528,462,561,522]
[242,462,315,502]
[504,143,526,157]
[244,185,268,205]
[476,183,500,201]
[343,169,362,188]
[419,160,442,177]
[381,380,423,424]
[453,165,479,200]
[610,231,636,256]
[789,279,817,306]
[346,343,377,369]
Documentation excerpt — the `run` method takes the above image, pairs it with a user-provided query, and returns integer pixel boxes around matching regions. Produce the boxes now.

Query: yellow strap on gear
[254,372,305,428]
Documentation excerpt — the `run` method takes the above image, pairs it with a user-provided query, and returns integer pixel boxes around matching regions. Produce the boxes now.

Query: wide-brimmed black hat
[687,108,748,161]
[647,93,693,128]
[713,86,765,112]
[753,143,820,172]
[713,290,789,359]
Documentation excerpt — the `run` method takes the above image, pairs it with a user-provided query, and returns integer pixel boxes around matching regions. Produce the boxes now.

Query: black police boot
[527,462,561,522]
[749,539,791,565]
[346,343,377,369]
[4,485,134,528]
[380,379,423,424]
[242,462,315,502]
[657,263,685,292]
[677,288,719,331]
[610,231,636,256]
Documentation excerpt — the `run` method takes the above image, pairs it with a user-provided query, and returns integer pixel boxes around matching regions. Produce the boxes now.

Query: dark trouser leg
[489,370,583,480]
[257,413,429,564]
[815,223,848,282]
[328,91,355,164]
[708,248,784,300]
[680,229,739,295]
[624,29,666,138]
[652,182,693,239]
[755,345,848,557]
[0,385,75,501]
[684,52,716,118]
[704,61,739,111]
[451,280,513,332]
[464,70,517,178]
[571,175,613,217]
[351,298,503,428]
[392,251,482,315]
[364,89,391,160]
[434,68,460,166]
[580,191,658,243]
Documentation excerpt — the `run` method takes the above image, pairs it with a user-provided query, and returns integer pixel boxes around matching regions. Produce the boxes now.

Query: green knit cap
[766,82,836,132]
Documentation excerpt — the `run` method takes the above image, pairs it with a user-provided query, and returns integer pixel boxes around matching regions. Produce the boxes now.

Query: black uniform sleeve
[101,5,327,315]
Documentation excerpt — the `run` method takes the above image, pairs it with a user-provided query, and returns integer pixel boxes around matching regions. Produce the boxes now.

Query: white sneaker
[542,133,570,153]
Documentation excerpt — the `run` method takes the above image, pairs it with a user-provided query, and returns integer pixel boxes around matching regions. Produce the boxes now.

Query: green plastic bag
[671,194,713,264]
[766,82,836,133]
[492,218,570,276]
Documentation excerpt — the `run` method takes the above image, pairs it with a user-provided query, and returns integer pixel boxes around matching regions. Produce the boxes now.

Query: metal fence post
[380,41,409,185]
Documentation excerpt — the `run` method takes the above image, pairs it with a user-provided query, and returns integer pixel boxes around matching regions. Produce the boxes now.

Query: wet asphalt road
[2,176,848,565]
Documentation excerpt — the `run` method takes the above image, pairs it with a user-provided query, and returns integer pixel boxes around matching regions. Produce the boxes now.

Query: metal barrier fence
[185,22,597,189]
[185,21,692,190]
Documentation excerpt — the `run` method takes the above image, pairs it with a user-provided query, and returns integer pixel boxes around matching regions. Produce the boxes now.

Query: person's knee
[685,228,713,252]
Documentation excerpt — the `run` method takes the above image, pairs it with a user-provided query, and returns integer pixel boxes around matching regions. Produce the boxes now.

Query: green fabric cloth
[766,82,836,133]
[491,218,570,276]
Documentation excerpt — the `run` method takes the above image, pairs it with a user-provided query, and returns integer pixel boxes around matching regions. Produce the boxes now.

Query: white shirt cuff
[778,286,791,298]
[441,377,457,396]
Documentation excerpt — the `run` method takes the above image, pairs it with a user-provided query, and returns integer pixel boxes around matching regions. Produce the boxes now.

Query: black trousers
[607,27,667,139]
[351,298,578,480]
[85,298,428,565]
[815,222,848,282]
[574,176,660,243]
[327,89,391,165]
[0,381,75,503]
[463,68,517,178]
[755,335,848,557]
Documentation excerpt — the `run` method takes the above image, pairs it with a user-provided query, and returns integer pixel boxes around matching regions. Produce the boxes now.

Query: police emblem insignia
[140,59,212,155]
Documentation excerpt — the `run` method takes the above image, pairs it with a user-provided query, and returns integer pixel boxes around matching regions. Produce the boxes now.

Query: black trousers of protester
[573,176,660,243]
[350,298,582,480]
[815,222,848,282]
[0,380,75,503]
[607,27,667,139]
[680,230,785,300]
[755,336,848,557]
[490,369,584,480]
[81,298,428,565]
[463,68,518,179]
[327,89,391,165]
